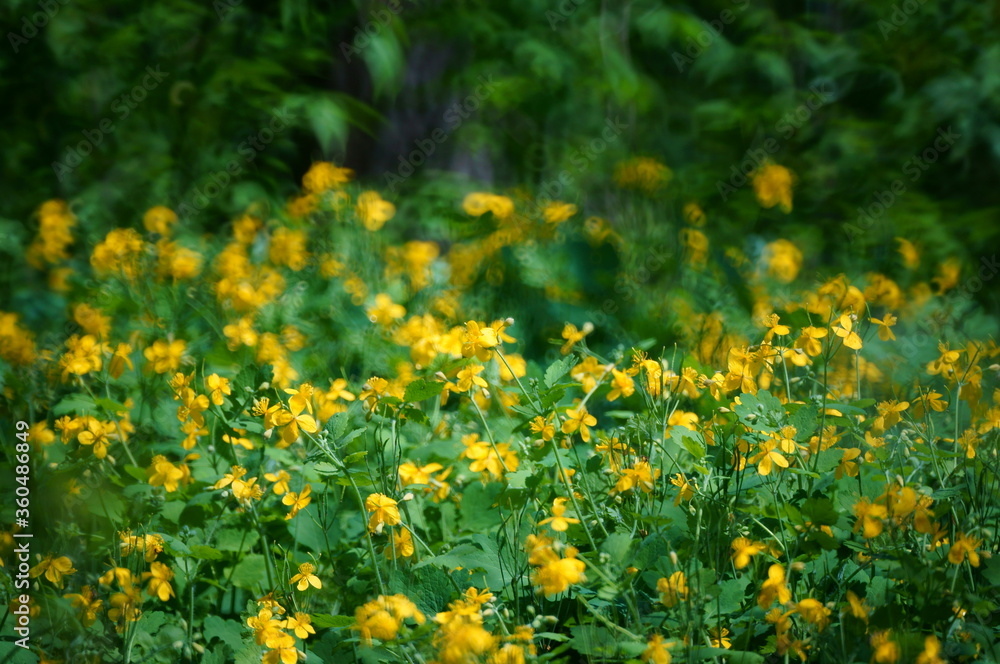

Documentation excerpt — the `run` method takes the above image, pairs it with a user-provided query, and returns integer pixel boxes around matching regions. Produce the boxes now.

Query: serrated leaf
[801,496,840,526]
[203,615,245,652]
[404,378,444,403]
[544,356,574,388]
[52,394,97,416]
[323,411,349,441]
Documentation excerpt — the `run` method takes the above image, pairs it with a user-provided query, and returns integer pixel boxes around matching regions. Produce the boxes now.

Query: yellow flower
[205,373,232,405]
[795,598,831,631]
[383,528,415,560]
[709,627,731,649]
[271,399,319,447]
[542,201,577,225]
[916,635,945,664]
[757,564,791,610]
[532,546,585,596]
[641,634,672,664]
[752,163,794,213]
[870,630,900,664]
[367,293,406,325]
[290,562,322,591]
[669,474,696,506]
[29,555,76,588]
[285,612,316,640]
[731,537,766,569]
[832,314,863,351]
[143,206,178,235]
[529,415,555,442]
[657,571,688,608]
[265,469,292,495]
[462,320,500,361]
[143,339,186,374]
[948,532,982,567]
[143,561,175,601]
[912,391,948,419]
[109,343,134,378]
[366,493,402,533]
[560,322,593,355]
[762,239,802,282]
[282,484,312,520]
[613,460,660,494]
[561,405,597,442]
[77,417,113,459]
[263,647,298,664]
[63,586,103,627]
[844,590,870,623]
[853,498,887,538]
[463,192,514,219]
[835,448,862,479]
[302,161,353,193]
[398,462,444,487]
[357,191,396,231]
[460,434,519,480]
[537,497,580,532]
[353,594,425,645]
[607,369,635,401]
[748,439,789,476]
[614,157,673,193]
[869,313,897,341]
[146,455,192,492]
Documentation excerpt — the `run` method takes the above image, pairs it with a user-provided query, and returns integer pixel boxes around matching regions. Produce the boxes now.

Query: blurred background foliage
[2,0,999,293]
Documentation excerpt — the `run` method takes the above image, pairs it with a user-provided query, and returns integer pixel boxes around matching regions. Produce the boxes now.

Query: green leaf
[93,398,128,415]
[801,496,840,526]
[323,411,349,441]
[215,528,260,552]
[416,539,505,590]
[544,356,574,388]
[569,625,618,657]
[229,554,267,592]
[52,394,97,416]
[600,533,633,563]
[203,615,245,652]
[311,614,354,629]
[124,465,147,482]
[714,576,750,615]
[404,378,445,403]
[189,544,225,560]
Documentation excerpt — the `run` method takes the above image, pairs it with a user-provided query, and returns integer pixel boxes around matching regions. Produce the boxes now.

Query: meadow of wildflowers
[1,156,998,664]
